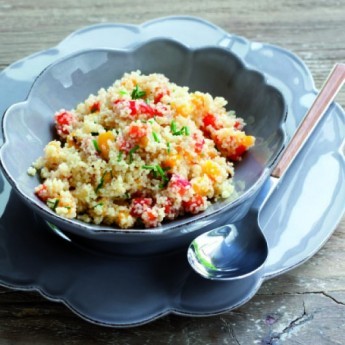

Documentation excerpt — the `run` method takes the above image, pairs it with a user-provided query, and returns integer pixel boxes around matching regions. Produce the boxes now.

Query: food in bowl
[29,71,255,228]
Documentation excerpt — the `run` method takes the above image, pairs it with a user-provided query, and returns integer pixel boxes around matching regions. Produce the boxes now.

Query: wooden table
[0,1,344,344]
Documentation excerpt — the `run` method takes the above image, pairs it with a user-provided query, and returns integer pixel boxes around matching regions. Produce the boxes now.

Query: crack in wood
[220,317,241,345]
[320,292,345,306]
[257,290,345,307]
[230,327,241,345]
[261,301,313,345]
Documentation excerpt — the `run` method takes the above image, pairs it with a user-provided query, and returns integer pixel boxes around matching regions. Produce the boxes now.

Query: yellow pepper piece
[243,135,255,148]
[171,101,193,117]
[192,176,212,197]
[98,131,115,160]
[163,154,181,169]
[202,160,222,181]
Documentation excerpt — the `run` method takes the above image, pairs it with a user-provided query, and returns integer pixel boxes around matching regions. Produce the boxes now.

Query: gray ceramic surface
[0,16,344,327]
[0,39,286,254]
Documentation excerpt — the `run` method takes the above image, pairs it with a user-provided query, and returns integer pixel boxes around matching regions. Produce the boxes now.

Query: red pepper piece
[55,110,74,137]
[182,195,205,214]
[169,174,191,196]
[35,184,49,202]
[90,101,101,113]
[130,197,153,217]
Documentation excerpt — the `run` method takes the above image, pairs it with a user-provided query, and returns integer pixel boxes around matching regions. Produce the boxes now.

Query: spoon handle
[271,63,345,178]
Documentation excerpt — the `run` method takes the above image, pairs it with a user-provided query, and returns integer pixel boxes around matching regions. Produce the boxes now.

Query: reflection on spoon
[188,212,268,280]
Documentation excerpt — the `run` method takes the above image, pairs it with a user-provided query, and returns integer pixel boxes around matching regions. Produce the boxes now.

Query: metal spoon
[188,63,345,280]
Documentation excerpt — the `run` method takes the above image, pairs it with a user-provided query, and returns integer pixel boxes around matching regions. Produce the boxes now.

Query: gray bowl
[0,39,286,254]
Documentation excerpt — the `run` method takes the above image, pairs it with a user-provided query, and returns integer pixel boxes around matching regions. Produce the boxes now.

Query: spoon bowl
[188,210,268,280]
[188,63,345,280]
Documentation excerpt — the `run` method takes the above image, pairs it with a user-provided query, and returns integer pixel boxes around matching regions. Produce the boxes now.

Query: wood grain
[0,0,344,344]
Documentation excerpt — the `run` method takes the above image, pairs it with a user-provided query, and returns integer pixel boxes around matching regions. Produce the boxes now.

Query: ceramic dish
[0,39,286,254]
[0,16,344,327]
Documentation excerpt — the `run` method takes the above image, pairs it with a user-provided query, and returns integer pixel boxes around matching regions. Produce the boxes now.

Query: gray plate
[0,16,344,327]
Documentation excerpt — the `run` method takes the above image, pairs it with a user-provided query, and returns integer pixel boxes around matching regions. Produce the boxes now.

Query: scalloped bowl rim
[0,38,287,236]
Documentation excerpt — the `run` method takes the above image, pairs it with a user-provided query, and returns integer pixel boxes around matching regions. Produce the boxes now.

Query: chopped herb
[174,126,190,136]
[142,165,156,171]
[159,180,169,189]
[91,132,99,136]
[145,98,151,104]
[129,145,139,163]
[148,119,155,124]
[131,85,146,99]
[94,202,103,208]
[155,164,165,176]
[141,119,147,123]
[155,165,168,181]
[170,120,177,134]
[167,142,171,153]
[142,164,169,184]
[95,179,104,193]
[119,90,128,95]
[142,164,158,177]
[170,121,190,136]
[117,151,123,162]
[124,192,130,199]
[64,206,71,210]
[92,139,101,153]
[47,199,59,211]
[152,132,160,143]
[95,171,110,193]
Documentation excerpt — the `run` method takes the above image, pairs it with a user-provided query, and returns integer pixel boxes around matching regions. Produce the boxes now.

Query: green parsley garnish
[170,120,177,133]
[170,121,190,136]
[159,180,169,189]
[117,151,123,162]
[131,85,146,99]
[167,142,171,153]
[47,199,59,211]
[94,202,103,208]
[92,139,101,153]
[152,132,160,143]
[174,126,189,136]
[95,171,112,193]
[155,165,169,181]
[95,178,104,193]
[91,132,99,136]
[129,145,139,163]
[119,90,128,95]
[142,164,158,178]
[142,164,170,187]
